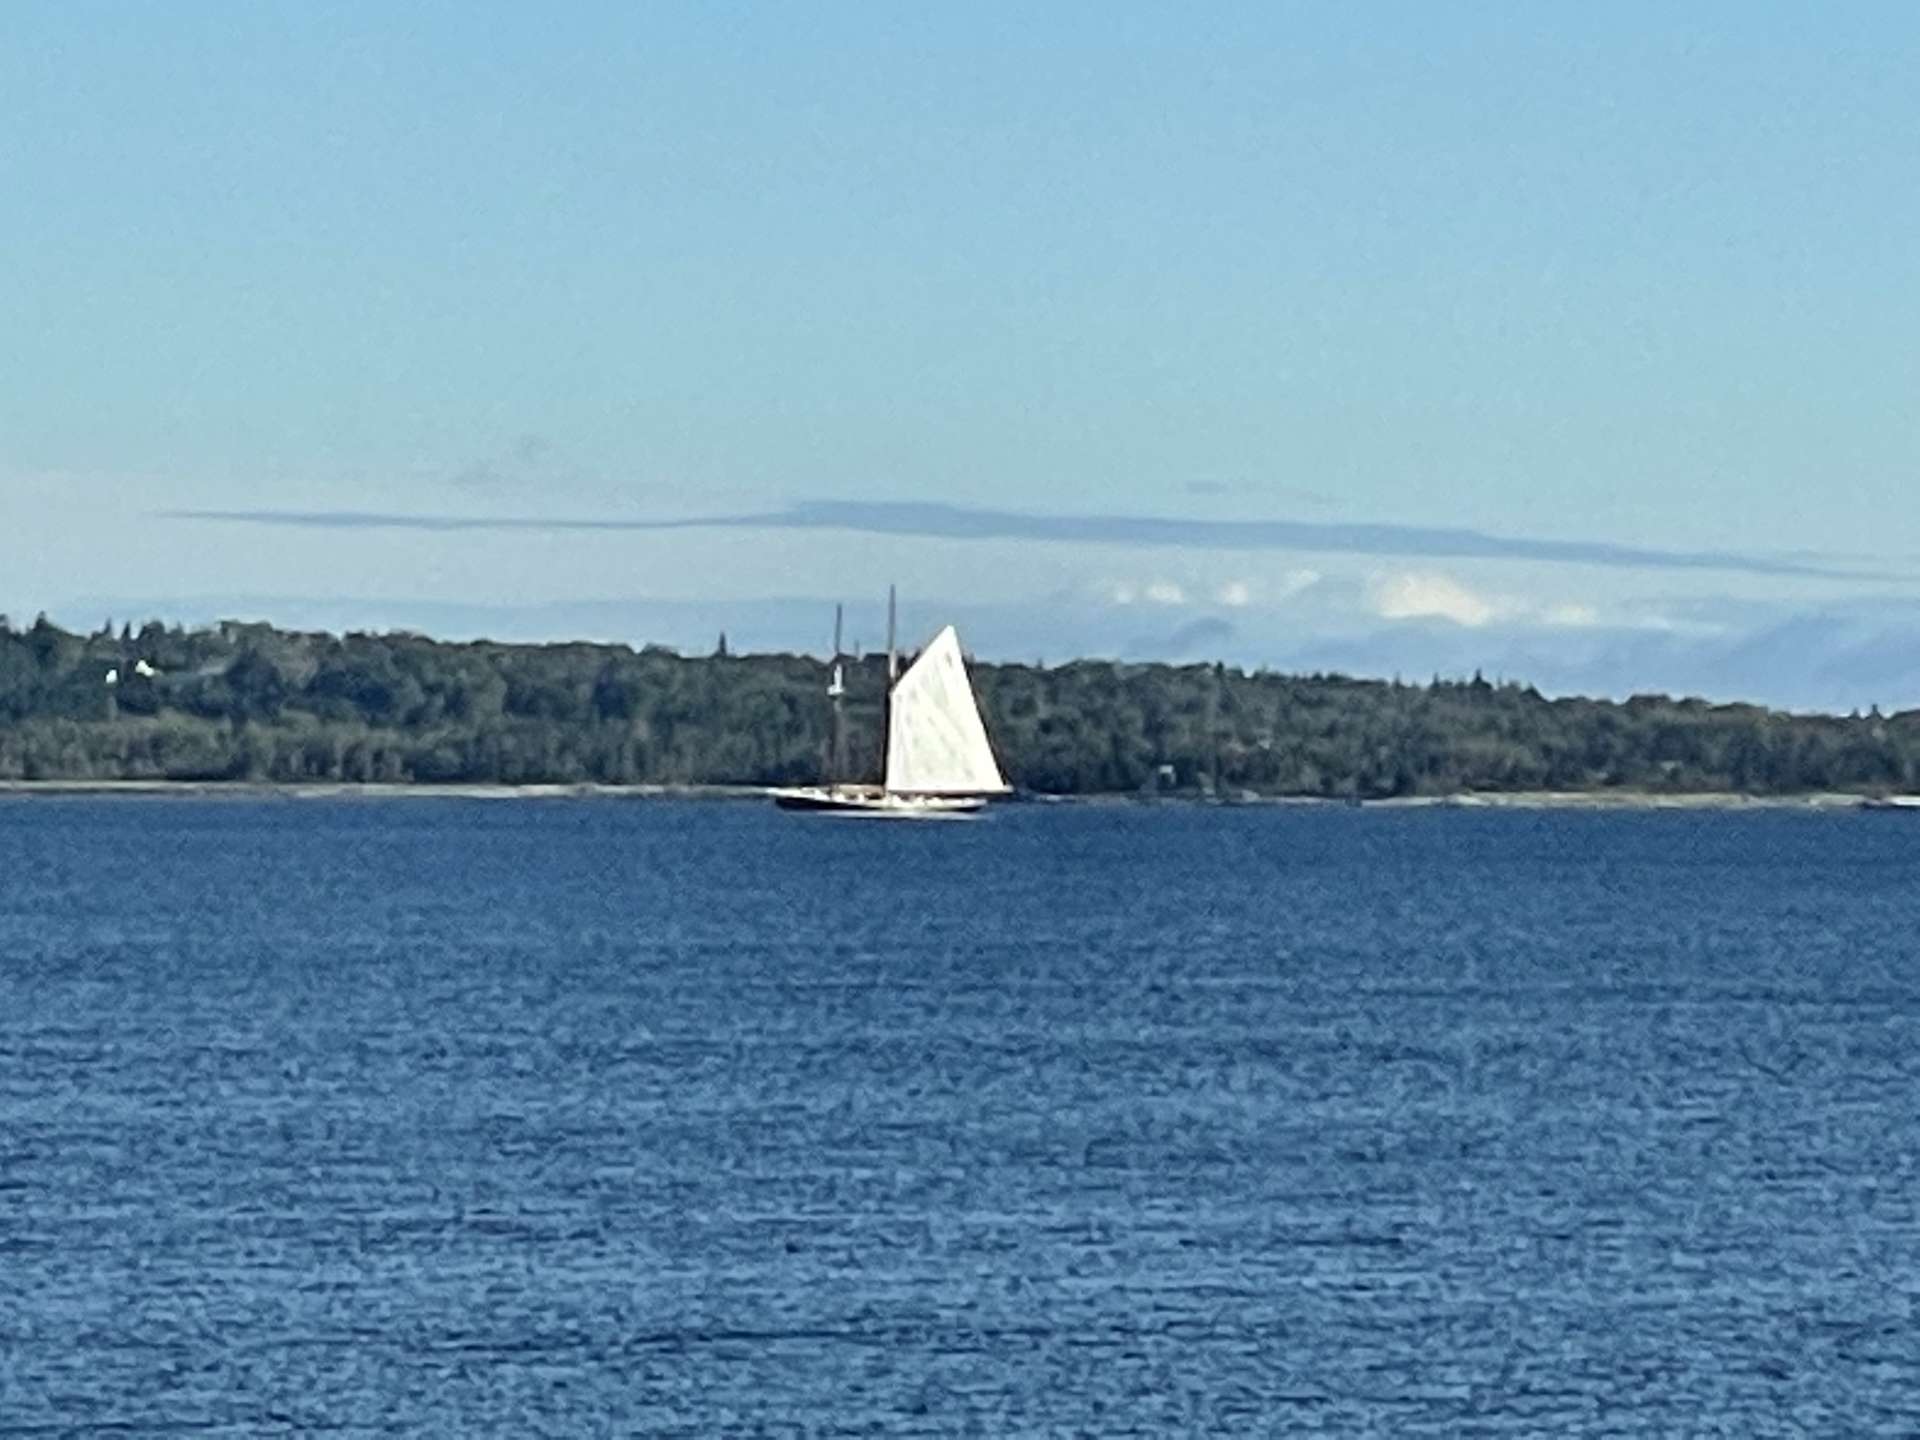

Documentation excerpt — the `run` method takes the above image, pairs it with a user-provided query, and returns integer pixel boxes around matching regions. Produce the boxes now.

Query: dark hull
[771,787,987,817]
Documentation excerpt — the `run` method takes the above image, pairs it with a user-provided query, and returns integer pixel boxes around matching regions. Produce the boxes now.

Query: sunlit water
[2,798,1916,1434]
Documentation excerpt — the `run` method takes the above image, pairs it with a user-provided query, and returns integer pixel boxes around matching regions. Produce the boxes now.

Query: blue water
[1,799,1916,1434]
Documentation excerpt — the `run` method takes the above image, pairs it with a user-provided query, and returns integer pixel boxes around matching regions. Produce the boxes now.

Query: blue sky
[5,3,1918,708]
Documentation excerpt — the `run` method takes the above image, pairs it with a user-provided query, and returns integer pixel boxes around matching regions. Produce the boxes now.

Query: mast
[1207,661,1221,798]
[881,585,897,783]
[826,603,846,782]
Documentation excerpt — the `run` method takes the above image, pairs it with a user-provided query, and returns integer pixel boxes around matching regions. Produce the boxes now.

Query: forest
[2,613,1916,797]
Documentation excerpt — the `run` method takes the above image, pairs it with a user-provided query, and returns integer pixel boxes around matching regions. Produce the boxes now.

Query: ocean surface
[2,798,1916,1435]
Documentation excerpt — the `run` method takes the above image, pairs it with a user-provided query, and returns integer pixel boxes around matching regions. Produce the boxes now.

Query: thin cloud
[449,433,577,494]
[1185,478,1336,507]
[1369,572,1506,628]
[1215,580,1253,608]
[161,499,1896,581]
[1365,571,1676,633]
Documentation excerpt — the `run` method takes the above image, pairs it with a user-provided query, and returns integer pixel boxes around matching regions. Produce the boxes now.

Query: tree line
[2,613,1917,796]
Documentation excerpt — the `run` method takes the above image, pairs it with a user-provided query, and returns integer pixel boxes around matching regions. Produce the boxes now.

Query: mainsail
[884,626,1009,796]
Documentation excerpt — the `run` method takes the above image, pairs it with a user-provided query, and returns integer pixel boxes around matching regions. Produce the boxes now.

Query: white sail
[884,626,1009,796]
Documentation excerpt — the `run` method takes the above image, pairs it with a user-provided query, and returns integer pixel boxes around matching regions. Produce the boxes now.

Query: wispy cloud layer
[163,499,1895,581]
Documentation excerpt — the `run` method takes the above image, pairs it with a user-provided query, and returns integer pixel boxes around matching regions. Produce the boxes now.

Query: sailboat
[773,590,1009,816]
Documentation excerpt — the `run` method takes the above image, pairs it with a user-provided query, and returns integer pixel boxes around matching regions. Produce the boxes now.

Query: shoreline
[0,780,769,801]
[0,780,1914,810]
[1365,790,1900,811]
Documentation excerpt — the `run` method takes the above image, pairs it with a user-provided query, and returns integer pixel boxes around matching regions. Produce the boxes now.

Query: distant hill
[2,613,1916,796]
